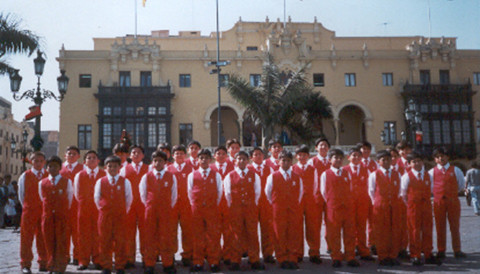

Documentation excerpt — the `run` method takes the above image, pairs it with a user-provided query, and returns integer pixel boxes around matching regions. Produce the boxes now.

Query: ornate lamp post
[404,99,423,150]
[10,130,30,172]
[8,50,69,151]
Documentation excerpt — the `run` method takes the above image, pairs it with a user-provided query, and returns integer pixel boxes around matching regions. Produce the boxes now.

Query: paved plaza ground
[1,198,479,273]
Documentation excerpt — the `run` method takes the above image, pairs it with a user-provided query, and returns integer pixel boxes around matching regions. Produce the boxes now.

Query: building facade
[0,97,34,180]
[57,18,480,160]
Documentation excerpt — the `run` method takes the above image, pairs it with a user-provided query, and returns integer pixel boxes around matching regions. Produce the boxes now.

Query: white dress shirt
[265,167,303,204]
[38,174,74,208]
[74,166,99,200]
[139,169,177,208]
[18,168,45,206]
[400,167,427,201]
[428,163,465,192]
[187,167,223,206]
[223,167,261,207]
[94,173,133,213]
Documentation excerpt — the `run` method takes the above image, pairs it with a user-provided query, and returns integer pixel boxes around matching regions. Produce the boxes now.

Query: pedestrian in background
[465,161,480,216]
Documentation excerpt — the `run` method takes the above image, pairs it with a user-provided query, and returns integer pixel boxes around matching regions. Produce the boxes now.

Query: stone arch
[332,101,373,146]
[204,102,245,146]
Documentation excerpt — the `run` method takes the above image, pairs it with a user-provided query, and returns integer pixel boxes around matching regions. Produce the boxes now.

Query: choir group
[17,138,467,274]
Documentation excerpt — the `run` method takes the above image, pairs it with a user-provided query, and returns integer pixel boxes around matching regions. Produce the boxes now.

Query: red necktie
[90,170,95,179]
[337,169,341,176]
[302,165,306,171]
[37,171,43,180]
[442,167,446,173]
[203,170,207,180]
[241,170,246,178]
[68,164,73,171]
[156,172,162,180]
[285,172,290,181]
[219,164,224,174]
[110,178,115,185]
[177,164,182,172]
[353,165,357,174]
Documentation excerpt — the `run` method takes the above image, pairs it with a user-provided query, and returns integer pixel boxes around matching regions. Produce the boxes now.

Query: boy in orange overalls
[18,151,48,274]
[187,149,223,272]
[226,138,241,164]
[140,151,177,274]
[73,150,105,270]
[167,145,194,266]
[248,147,275,264]
[400,151,441,266]
[265,151,303,270]
[343,147,374,261]
[320,149,360,268]
[39,156,73,273]
[94,155,133,274]
[224,151,265,271]
[185,140,201,170]
[368,150,402,266]
[264,139,283,171]
[292,145,322,264]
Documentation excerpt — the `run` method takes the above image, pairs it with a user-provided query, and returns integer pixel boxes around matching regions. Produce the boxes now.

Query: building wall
[57,19,480,160]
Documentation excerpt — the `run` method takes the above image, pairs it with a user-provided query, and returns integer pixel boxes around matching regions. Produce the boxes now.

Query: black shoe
[326,249,331,254]
[264,255,276,264]
[251,261,265,270]
[398,249,410,260]
[229,263,240,271]
[437,251,446,259]
[289,261,299,269]
[454,251,467,258]
[309,255,322,264]
[116,269,125,274]
[72,259,79,266]
[391,258,401,266]
[379,258,391,266]
[412,258,423,266]
[370,245,377,255]
[163,265,176,274]
[425,255,442,265]
[332,260,342,268]
[360,255,375,261]
[21,268,32,274]
[223,259,231,265]
[242,252,248,258]
[144,266,155,274]
[280,261,290,269]
[181,257,192,267]
[77,264,88,270]
[94,264,103,270]
[125,262,135,269]
[191,264,203,272]
[101,269,111,274]
[347,259,360,267]
[210,264,221,273]
[39,266,48,272]
[297,256,303,263]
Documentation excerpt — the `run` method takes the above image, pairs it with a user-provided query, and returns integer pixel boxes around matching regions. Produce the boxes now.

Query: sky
[1,0,479,131]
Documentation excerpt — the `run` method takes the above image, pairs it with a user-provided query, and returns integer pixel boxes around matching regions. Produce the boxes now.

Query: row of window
[102,106,167,116]
[79,70,480,89]
[0,163,20,175]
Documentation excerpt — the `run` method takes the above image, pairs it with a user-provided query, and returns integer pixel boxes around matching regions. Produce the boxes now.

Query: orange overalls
[362,158,377,250]
[141,171,176,268]
[309,156,328,251]
[74,168,106,267]
[395,159,409,254]
[167,163,194,261]
[292,164,320,258]
[122,163,149,263]
[371,169,402,261]
[405,171,433,259]
[210,162,235,262]
[248,163,274,259]
[185,157,200,170]
[96,176,129,270]
[344,164,371,257]
[263,157,280,171]
[225,169,260,264]
[323,168,356,261]
[188,169,222,265]
[40,176,71,273]
[267,170,303,264]
[19,169,48,269]
[432,166,462,253]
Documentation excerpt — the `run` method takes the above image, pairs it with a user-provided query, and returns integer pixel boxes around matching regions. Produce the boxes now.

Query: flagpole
[135,0,138,38]
[283,0,286,28]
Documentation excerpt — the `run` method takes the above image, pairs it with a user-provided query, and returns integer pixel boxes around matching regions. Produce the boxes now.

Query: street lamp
[10,130,31,172]
[8,50,69,151]
[404,99,423,150]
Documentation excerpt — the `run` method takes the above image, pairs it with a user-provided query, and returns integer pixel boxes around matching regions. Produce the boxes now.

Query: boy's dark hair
[46,155,63,166]
[278,151,293,160]
[112,143,129,154]
[152,150,168,161]
[471,161,480,169]
[83,150,98,160]
[327,148,344,159]
[432,146,449,158]
[30,151,46,161]
[356,141,372,150]
[348,147,361,156]
[66,145,80,154]
[386,147,399,155]
[315,137,330,148]
[198,148,212,158]
[396,140,412,150]
[105,155,122,165]
[129,145,145,154]
[236,150,249,159]
[157,142,171,153]
[295,144,310,155]
[214,146,228,154]
[249,147,265,157]
[268,139,283,148]
[226,138,241,148]
[376,150,391,160]
[406,151,424,163]
[172,145,187,154]
[188,140,202,149]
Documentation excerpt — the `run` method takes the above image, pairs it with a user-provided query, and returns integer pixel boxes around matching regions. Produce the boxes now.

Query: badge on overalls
[182,174,186,178]
[210,179,214,183]
[293,181,296,186]
[117,185,121,190]
[344,177,348,182]
[165,182,168,187]
[393,180,397,186]
[59,189,63,195]
[248,178,252,182]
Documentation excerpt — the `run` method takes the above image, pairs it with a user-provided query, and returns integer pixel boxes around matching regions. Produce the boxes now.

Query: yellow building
[57,18,480,160]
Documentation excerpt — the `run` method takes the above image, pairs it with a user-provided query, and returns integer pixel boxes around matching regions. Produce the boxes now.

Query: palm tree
[0,13,40,75]
[227,54,332,147]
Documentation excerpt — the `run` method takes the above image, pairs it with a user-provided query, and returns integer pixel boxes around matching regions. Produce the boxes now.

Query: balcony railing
[402,83,473,94]
[97,85,172,95]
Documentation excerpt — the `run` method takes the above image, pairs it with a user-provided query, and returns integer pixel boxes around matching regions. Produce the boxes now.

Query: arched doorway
[338,105,366,145]
[210,106,240,146]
